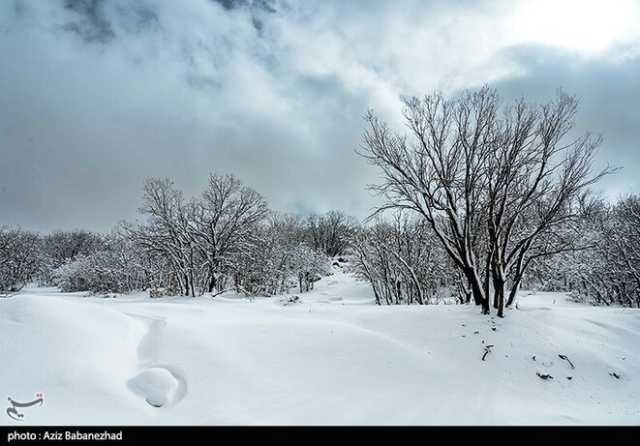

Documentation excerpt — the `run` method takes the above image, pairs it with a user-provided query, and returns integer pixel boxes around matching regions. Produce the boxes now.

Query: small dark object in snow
[610,372,621,380]
[474,331,479,334]
[491,327,497,331]
[536,372,553,380]
[332,262,341,267]
[337,257,348,263]
[461,324,466,327]
[558,354,575,369]
[280,295,301,306]
[566,376,573,380]
[482,345,494,361]
[532,355,536,361]
[461,335,466,338]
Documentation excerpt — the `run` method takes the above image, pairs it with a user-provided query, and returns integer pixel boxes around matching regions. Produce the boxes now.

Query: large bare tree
[360,86,609,316]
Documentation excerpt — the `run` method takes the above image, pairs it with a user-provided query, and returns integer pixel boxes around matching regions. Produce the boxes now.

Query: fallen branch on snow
[558,354,575,369]
[482,345,494,361]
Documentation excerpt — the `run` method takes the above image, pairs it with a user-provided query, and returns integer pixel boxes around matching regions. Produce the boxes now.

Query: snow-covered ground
[1,269,639,425]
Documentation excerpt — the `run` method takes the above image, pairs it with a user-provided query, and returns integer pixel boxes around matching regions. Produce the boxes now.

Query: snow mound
[128,367,180,408]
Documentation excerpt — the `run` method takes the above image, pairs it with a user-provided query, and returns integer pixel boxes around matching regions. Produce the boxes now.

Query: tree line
[0,174,354,298]
[2,87,639,312]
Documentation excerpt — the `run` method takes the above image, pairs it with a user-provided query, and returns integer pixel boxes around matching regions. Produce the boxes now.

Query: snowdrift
[1,272,639,425]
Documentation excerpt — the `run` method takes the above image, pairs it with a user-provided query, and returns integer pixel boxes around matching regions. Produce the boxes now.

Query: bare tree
[556,195,640,307]
[360,86,609,316]
[234,212,329,296]
[130,178,198,296]
[191,174,269,293]
[351,212,454,305]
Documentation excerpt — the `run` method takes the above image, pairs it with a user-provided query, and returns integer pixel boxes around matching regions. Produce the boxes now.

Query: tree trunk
[494,276,505,318]
[465,268,489,314]
[208,271,216,293]
[183,274,190,296]
[506,277,521,307]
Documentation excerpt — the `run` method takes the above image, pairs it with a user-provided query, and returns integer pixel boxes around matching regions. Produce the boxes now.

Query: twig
[482,344,494,361]
[558,354,575,369]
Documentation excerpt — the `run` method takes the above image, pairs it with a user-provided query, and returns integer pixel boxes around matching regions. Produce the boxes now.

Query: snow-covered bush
[290,243,330,293]
[52,256,91,292]
[38,229,104,285]
[52,228,147,294]
[0,227,42,292]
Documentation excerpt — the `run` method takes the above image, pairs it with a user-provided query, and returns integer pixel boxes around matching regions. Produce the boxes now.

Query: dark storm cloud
[63,0,116,43]
[0,0,639,232]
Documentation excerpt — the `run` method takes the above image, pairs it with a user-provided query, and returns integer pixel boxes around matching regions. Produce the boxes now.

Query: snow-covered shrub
[52,256,91,292]
[52,228,147,294]
[38,229,104,285]
[0,227,42,292]
[290,244,330,293]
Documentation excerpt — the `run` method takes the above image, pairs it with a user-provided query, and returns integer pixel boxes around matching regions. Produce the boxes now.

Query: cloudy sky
[1,0,639,231]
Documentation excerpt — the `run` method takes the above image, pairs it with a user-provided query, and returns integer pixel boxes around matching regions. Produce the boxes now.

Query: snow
[1,272,639,425]
[128,368,182,408]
